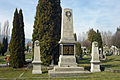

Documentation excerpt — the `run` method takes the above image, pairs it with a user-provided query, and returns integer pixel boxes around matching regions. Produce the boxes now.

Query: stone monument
[32,40,42,74]
[90,41,101,72]
[58,8,77,67]
[49,8,90,77]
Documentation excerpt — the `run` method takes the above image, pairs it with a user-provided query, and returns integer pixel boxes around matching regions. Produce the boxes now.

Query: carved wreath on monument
[66,11,72,21]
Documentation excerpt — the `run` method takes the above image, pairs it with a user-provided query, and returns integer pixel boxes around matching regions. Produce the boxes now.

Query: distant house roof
[28,44,32,46]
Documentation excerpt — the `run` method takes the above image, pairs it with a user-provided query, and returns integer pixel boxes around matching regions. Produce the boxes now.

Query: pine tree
[32,0,61,65]
[9,9,24,68]
[88,29,103,51]
[96,30,103,49]
[2,37,8,56]
[19,9,25,64]
[88,29,97,51]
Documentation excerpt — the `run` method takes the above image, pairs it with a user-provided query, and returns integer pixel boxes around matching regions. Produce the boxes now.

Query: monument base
[32,70,42,74]
[32,61,42,74]
[49,66,90,77]
[90,61,101,72]
[58,55,77,67]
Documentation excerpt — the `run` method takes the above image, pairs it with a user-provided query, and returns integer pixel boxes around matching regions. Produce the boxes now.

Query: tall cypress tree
[9,9,24,68]
[96,30,103,49]
[32,0,61,65]
[2,37,8,56]
[19,9,25,63]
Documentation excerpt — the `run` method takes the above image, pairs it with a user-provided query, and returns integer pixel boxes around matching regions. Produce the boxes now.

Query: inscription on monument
[63,45,74,55]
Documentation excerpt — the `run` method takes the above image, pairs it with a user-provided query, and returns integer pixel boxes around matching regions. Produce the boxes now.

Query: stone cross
[32,40,42,74]
[90,41,101,72]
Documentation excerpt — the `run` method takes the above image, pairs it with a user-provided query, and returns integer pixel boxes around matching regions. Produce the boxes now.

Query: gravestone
[99,48,104,59]
[90,42,101,72]
[49,8,90,77]
[32,40,42,74]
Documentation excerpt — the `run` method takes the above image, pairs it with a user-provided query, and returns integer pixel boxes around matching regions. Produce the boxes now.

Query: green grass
[0,52,33,64]
[0,55,120,80]
[22,68,48,77]
[0,56,7,64]
[25,52,33,59]
[0,67,24,78]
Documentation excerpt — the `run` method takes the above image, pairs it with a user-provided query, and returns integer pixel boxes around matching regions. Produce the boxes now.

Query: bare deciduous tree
[82,39,90,48]
[101,31,112,47]
[78,32,88,42]
[3,20,9,38]
[111,30,120,48]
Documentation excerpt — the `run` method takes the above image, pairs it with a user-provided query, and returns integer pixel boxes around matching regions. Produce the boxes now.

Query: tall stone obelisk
[58,8,77,67]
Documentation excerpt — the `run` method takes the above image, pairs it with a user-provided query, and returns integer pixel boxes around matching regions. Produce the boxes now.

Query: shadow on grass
[42,68,48,74]
[77,58,91,64]
[101,58,115,63]
[101,64,120,69]
[84,65,105,71]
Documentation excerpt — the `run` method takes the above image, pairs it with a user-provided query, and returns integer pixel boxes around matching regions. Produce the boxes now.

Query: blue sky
[0,0,120,39]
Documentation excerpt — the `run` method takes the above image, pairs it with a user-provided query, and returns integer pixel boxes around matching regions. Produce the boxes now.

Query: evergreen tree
[2,37,8,56]
[19,9,25,63]
[9,9,24,68]
[0,42,4,55]
[88,29,97,50]
[88,29,103,51]
[96,30,103,49]
[32,0,61,65]
[76,42,82,59]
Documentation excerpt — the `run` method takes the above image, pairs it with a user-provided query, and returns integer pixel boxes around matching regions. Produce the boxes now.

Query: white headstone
[90,41,101,72]
[32,40,42,74]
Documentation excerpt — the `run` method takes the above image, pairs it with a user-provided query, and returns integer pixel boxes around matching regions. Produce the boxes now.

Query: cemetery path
[19,72,24,78]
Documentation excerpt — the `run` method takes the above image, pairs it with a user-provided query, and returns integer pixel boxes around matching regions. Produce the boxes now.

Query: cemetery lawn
[25,52,33,59]
[0,55,120,80]
[0,55,7,64]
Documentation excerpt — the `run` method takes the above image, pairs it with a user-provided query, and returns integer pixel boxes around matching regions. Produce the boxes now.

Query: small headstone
[90,42,101,72]
[32,40,42,74]
[99,48,103,59]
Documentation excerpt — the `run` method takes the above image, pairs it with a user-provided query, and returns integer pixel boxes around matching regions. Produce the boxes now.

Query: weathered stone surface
[90,41,101,72]
[59,9,75,44]
[58,9,77,67]
[54,66,84,71]
[32,40,42,74]
[49,69,90,77]
[58,55,77,67]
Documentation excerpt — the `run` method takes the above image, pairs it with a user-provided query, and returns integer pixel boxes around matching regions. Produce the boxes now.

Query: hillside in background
[0,35,32,44]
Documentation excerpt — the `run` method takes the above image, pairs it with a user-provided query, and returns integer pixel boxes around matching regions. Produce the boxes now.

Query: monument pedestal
[32,61,42,74]
[49,66,90,77]
[58,55,77,67]
[90,61,100,72]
